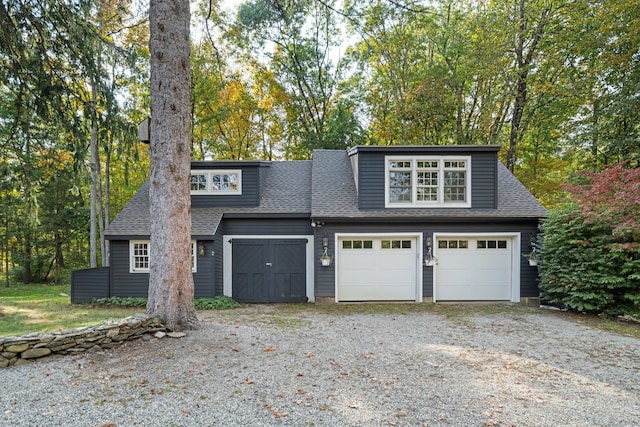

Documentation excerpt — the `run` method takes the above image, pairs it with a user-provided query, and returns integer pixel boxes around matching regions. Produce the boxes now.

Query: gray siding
[470,152,497,209]
[223,218,313,236]
[71,267,110,303]
[191,167,261,208]
[356,150,497,210]
[110,240,149,297]
[194,240,216,297]
[109,240,216,298]
[315,221,540,299]
[213,227,224,296]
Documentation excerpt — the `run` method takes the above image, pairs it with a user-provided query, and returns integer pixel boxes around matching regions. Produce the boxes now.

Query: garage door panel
[339,284,416,301]
[338,236,418,301]
[232,239,306,303]
[436,236,514,301]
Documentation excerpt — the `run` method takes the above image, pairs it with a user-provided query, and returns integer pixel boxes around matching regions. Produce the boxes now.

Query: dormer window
[190,170,242,195]
[385,156,471,208]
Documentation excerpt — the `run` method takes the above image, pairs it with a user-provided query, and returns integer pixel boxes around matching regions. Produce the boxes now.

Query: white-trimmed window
[385,156,471,208]
[190,170,242,195]
[130,241,198,273]
[130,241,150,272]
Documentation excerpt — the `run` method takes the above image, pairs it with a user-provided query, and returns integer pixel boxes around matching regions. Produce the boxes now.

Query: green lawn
[0,284,140,338]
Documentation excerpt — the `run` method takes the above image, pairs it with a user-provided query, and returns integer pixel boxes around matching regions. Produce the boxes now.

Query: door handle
[266,262,273,267]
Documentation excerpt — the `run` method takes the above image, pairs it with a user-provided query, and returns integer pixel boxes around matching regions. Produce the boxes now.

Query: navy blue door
[232,239,307,303]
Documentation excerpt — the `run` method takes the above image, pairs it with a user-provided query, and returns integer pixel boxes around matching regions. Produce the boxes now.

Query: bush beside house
[540,164,640,316]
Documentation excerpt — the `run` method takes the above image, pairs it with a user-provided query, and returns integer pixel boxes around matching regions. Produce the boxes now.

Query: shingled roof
[106,148,545,237]
[105,160,312,238]
[310,149,547,220]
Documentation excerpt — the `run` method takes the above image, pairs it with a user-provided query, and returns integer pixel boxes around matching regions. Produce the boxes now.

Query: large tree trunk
[147,0,198,331]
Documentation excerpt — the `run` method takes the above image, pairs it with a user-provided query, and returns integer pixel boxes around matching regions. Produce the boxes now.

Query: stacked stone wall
[0,314,166,368]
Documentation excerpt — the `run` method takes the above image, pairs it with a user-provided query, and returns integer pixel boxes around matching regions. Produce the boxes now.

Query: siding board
[109,240,216,298]
[71,267,110,303]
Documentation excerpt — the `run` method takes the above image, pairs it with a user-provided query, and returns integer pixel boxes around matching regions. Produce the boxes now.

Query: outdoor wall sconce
[198,242,206,257]
[320,236,332,266]
[424,235,436,267]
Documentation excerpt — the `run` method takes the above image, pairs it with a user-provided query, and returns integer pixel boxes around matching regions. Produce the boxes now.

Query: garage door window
[438,240,468,249]
[477,240,508,249]
[342,240,373,249]
[381,239,412,249]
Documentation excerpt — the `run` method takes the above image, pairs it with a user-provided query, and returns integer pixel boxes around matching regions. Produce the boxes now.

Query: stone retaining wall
[0,314,166,368]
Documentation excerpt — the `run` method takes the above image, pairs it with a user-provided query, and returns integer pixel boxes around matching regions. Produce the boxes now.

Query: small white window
[190,170,242,195]
[385,156,471,208]
[130,241,197,273]
[130,241,150,273]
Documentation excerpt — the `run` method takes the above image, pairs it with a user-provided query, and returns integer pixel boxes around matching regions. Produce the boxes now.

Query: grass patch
[0,284,139,338]
[0,285,240,338]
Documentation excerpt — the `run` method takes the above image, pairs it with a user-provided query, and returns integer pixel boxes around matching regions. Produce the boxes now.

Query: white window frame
[130,240,197,273]
[190,170,242,195]
[130,240,150,273]
[384,156,471,208]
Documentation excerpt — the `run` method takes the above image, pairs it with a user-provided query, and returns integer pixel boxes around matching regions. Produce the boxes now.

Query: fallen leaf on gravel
[271,407,287,418]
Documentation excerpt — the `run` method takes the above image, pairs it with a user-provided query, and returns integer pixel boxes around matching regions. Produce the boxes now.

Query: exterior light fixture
[320,235,332,266]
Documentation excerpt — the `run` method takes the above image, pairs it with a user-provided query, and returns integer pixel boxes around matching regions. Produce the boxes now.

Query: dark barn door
[232,239,307,303]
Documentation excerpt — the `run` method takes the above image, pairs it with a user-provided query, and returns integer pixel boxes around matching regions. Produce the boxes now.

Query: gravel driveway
[2,305,639,427]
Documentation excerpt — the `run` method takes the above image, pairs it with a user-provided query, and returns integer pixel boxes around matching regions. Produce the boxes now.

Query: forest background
[1,0,638,287]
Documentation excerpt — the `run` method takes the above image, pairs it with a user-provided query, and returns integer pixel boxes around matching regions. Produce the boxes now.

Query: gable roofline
[347,145,501,156]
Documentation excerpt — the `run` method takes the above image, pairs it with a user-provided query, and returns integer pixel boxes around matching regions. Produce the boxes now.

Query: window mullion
[438,161,444,206]
[412,160,417,205]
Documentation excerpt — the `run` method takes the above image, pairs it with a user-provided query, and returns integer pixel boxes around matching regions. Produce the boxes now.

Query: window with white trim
[190,170,242,195]
[130,241,150,272]
[385,156,471,207]
[130,241,198,273]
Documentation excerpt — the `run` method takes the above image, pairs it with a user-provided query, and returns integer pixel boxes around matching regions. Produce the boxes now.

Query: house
[71,145,547,305]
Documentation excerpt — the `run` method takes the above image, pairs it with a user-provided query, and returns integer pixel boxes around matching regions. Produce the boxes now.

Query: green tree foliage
[540,164,640,315]
[0,0,148,282]
[229,0,355,158]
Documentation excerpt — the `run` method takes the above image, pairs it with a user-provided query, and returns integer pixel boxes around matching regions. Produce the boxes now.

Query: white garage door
[435,236,514,301]
[337,236,418,301]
